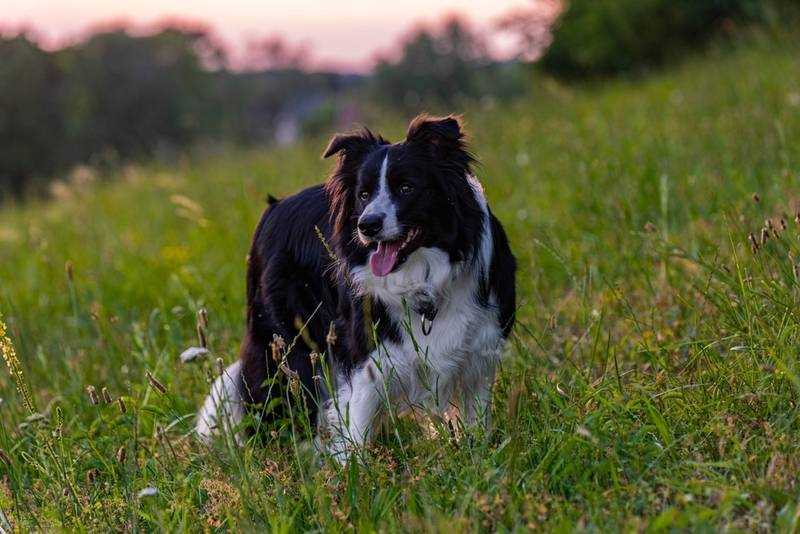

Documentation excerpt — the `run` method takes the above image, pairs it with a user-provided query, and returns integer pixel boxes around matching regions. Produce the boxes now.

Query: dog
[197,114,516,461]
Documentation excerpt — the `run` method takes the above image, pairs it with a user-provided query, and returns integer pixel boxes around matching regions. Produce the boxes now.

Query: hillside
[1,36,799,530]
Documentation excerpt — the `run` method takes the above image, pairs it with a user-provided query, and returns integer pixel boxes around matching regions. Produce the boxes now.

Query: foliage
[371,17,527,112]
[1,36,800,530]
[0,35,65,196]
[541,0,790,77]
[0,27,356,199]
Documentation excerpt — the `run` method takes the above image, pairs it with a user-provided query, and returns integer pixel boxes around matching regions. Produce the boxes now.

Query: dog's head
[324,114,482,277]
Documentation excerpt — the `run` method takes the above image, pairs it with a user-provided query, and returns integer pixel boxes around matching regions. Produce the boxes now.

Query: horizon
[2,0,536,73]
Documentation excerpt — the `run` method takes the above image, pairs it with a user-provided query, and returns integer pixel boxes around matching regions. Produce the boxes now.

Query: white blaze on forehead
[361,152,400,240]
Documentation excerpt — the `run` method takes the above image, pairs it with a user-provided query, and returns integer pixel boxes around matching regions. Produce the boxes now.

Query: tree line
[1,1,795,199]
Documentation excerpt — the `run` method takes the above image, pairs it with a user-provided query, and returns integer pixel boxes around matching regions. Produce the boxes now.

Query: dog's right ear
[322,128,386,160]
[323,128,387,246]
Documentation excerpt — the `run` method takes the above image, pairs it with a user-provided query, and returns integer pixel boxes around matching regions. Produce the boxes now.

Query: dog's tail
[196,360,245,445]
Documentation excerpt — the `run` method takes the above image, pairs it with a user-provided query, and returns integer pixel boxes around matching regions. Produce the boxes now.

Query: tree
[0,33,64,196]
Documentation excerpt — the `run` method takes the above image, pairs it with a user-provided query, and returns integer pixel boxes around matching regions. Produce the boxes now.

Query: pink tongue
[370,241,401,277]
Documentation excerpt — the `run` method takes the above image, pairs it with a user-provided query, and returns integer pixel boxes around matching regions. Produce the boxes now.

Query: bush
[541,0,776,78]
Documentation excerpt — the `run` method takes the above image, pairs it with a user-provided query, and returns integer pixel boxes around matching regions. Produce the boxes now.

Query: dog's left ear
[405,114,464,153]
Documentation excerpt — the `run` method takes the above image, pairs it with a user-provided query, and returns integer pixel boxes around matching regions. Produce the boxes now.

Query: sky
[2,0,533,71]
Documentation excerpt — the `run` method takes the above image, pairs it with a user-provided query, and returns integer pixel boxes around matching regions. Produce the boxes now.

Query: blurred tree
[371,17,525,111]
[0,34,64,196]
[540,0,784,77]
[245,35,311,71]
[57,28,219,162]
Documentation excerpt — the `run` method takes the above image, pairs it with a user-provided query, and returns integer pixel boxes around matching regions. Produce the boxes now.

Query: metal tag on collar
[419,304,438,336]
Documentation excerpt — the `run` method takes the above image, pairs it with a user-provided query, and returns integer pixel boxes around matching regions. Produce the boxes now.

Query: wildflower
[146,371,167,394]
[86,385,99,406]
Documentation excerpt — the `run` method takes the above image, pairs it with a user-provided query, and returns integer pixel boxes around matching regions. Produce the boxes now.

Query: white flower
[137,487,158,498]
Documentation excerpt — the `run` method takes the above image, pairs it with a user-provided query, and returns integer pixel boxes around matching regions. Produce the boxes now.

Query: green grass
[1,34,800,531]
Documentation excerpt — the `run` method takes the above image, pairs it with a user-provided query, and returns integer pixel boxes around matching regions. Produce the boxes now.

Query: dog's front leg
[322,359,387,464]
[456,361,496,429]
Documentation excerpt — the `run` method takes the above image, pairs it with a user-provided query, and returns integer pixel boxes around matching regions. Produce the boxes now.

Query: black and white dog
[197,114,516,461]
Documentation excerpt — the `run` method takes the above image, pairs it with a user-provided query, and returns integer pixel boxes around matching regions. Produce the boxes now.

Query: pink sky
[2,0,533,71]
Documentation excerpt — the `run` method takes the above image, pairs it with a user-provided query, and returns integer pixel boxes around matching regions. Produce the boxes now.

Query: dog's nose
[358,214,384,238]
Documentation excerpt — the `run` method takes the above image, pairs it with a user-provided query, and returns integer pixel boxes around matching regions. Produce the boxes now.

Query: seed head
[748,233,759,253]
[326,322,337,346]
[0,313,36,414]
[85,468,99,484]
[116,445,126,464]
[0,448,10,465]
[65,260,74,282]
[270,334,285,362]
[117,396,127,414]
[145,371,167,394]
[101,387,112,404]
[760,227,770,245]
[86,385,99,405]
[289,375,300,397]
[752,193,760,203]
[197,308,209,329]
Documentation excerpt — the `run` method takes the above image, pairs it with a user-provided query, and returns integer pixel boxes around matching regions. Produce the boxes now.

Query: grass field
[1,34,800,531]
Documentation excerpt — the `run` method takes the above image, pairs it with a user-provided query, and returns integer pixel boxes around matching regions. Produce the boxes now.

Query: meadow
[1,33,800,531]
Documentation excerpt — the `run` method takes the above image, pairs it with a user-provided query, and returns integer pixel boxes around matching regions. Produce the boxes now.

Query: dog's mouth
[369,227,422,277]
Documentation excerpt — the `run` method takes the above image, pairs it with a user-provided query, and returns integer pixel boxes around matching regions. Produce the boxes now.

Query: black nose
[358,214,384,238]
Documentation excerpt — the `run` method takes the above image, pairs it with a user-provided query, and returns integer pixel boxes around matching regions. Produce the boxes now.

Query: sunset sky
[2,0,533,71]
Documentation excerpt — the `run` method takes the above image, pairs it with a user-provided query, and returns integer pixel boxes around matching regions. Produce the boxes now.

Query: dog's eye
[399,183,414,195]
[359,191,370,201]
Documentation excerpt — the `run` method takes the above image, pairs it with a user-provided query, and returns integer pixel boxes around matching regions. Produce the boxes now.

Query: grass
[1,33,800,531]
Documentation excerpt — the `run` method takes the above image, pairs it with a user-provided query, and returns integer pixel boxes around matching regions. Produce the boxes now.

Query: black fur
[237,114,516,431]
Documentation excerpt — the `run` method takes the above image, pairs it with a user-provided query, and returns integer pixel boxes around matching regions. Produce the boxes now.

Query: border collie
[197,114,516,461]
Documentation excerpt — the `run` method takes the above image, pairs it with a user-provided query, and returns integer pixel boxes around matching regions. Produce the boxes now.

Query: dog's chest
[355,247,503,375]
